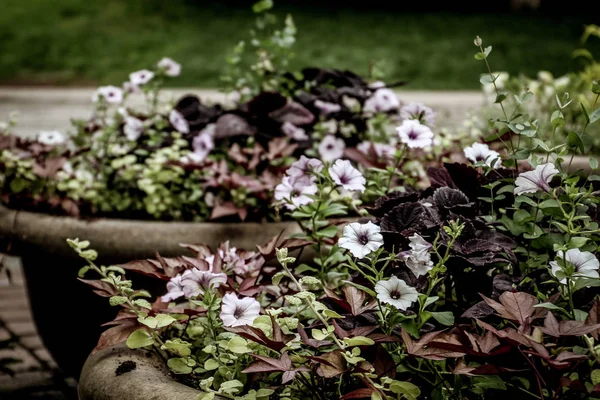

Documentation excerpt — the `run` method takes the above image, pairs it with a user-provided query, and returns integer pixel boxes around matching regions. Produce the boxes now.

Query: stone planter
[0,205,301,378]
[79,344,216,400]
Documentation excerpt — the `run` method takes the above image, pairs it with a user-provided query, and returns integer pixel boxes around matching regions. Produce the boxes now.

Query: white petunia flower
[220,293,261,327]
[161,275,186,302]
[328,159,366,193]
[123,116,144,141]
[338,221,383,258]
[375,276,419,310]
[274,175,318,210]
[169,109,190,134]
[129,69,155,86]
[400,234,434,278]
[93,86,123,104]
[287,155,323,179]
[396,120,434,149]
[38,131,66,146]
[281,121,309,141]
[549,248,599,285]
[514,163,559,195]
[318,135,345,162]
[464,142,502,169]
[357,141,396,160]
[363,88,400,113]
[180,268,227,298]
[314,100,341,116]
[400,103,437,126]
[123,81,140,94]
[157,57,181,77]
[187,132,214,163]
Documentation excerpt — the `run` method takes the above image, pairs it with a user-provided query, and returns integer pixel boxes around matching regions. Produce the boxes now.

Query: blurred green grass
[0,0,597,89]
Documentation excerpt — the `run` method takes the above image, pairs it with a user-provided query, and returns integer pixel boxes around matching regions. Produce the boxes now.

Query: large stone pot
[0,205,300,378]
[79,344,218,400]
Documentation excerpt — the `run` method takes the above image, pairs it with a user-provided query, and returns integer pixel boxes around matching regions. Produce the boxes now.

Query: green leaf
[316,225,339,238]
[343,336,375,347]
[155,314,176,328]
[430,311,454,326]
[168,357,192,374]
[533,303,568,314]
[581,103,591,124]
[592,369,600,385]
[590,157,599,170]
[9,178,26,193]
[77,266,90,278]
[133,299,152,309]
[474,52,486,60]
[126,329,154,349]
[568,237,589,248]
[401,320,419,338]
[567,131,585,153]
[227,336,251,354]
[539,199,560,209]
[252,0,273,13]
[272,271,286,286]
[551,110,565,127]
[389,381,421,400]
[323,309,345,319]
[204,358,220,371]
[494,93,507,103]
[109,296,128,306]
[590,108,600,125]
[342,280,377,298]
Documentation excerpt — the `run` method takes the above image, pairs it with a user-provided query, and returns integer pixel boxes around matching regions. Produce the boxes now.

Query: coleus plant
[73,36,600,400]
[0,2,453,222]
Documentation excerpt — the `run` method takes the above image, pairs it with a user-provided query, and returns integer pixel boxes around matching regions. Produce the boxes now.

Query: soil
[115,360,137,376]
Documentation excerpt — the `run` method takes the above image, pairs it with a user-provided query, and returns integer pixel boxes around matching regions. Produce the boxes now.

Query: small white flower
[357,141,396,160]
[464,142,502,169]
[220,293,261,327]
[549,248,599,285]
[287,155,323,179]
[318,135,345,162]
[338,221,383,258]
[129,69,155,86]
[400,234,434,278]
[274,175,318,210]
[122,81,140,94]
[169,109,189,134]
[368,81,386,89]
[396,120,434,149]
[188,132,214,163]
[157,57,181,77]
[281,121,309,141]
[93,86,123,104]
[363,88,400,113]
[180,268,227,298]
[161,275,186,302]
[328,159,366,193]
[123,116,144,141]
[400,103,437,126]
[375,276,419,310]
[38,131,66,146]
[514,163,559,195]
[314,100,341,116]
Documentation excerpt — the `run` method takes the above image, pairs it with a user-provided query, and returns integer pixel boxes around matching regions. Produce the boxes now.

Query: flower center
[475,155,484,162]
[408,131,419,140]
[326,144,334,150]
[390,290,401,300]
[234,308,244,318]
[338,173,350,184]
[357,233,370,245]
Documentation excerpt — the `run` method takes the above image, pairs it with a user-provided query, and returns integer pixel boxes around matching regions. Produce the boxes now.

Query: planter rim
[79,344,220,400]
[0,203,301,260]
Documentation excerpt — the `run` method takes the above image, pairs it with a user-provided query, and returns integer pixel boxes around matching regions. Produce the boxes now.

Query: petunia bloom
[400,233,434,278]
[161,275,186,302]
[180,268,227,298]
[129,69,155,86]
[357,141,396,160]
[123,116,144,141]
[281,122,309,141]
[187,132,214,163]
[169,109,190,134]
[287,156,323,179]
[220,293,261,327]
[318,135,345,162]
[157,57,181,77]
[274,175,318,210]
[363,88,400,113]
[396,120,434,149]
[93,86,123,104]
[549,248,599,285]
[338,221,383,258]
[375,276,419,310]
[328,159,366,193]
[464,142,502,169]
[38,131,66,146]
[314,100,341,116]
[514,163,559,195]
[400,103,437,126]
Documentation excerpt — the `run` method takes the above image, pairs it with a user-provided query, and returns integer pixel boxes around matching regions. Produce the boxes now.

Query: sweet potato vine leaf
[93,317,138,353]
[309,350,347,378]
[401,330,466,360]
[585,296,600,340]
[481,291,543,325]
[225,318,294,352]
[342,286,377,316]
[539,312,600,337]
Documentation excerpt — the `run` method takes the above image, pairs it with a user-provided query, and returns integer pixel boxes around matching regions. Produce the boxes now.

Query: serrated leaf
[109,296,127,306]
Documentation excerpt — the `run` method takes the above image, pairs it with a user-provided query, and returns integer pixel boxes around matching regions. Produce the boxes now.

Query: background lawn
[0,0,598,89]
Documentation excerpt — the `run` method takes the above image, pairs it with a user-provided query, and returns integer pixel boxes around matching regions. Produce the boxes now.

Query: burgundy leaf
[341,388,375,399]
[311,350,347,378]
[225,325,292,352]
[585,296,600,340]
[78,278,118,298]
[539,312,560,337]
[93,319,138,353]
[297,326,332,348]
[342,286,376,316]
[242,353,292,374]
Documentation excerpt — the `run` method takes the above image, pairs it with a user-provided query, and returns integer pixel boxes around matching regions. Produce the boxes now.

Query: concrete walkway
[0,87,484,137]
